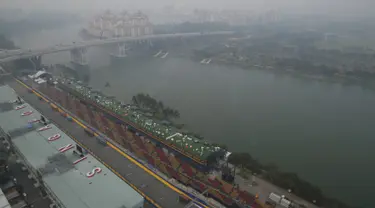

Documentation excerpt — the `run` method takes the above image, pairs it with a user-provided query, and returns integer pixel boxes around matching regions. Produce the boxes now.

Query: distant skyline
[0,0,373,19]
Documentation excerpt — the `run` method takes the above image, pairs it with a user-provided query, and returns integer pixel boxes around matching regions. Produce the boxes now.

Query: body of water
[89,58,374,207]
[14,26,374,207]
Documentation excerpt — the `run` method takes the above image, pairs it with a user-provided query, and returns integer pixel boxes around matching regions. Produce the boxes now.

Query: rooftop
[0,188,11,208]
[0,85,144,208]
[60,80,223,162]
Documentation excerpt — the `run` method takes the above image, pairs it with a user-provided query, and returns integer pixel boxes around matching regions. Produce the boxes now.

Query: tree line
[132,93,180,121]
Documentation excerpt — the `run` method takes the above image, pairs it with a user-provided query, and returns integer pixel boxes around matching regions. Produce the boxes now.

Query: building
[0,85,144,208]
[0,188,11,208]
[191,9,280,26]
[88,10,153,38]
[36,76,259,207]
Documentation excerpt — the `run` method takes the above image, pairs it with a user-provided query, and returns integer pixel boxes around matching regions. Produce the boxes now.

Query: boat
[37,78,259,207]
[200,58,212,64]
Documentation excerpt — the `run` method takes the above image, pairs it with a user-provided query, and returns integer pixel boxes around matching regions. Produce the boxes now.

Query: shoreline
[200,57,375,90]
[87,57,355,208]
[50,54,360,207]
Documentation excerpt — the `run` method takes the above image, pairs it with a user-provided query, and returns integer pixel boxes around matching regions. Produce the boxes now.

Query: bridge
[0,31,233,66]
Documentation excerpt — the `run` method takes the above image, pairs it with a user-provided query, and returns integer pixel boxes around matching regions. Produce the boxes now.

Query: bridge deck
[0,31,234,63]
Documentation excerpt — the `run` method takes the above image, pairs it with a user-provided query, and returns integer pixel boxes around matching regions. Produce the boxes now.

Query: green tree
[133,93,180,121]
[212,143,228,151]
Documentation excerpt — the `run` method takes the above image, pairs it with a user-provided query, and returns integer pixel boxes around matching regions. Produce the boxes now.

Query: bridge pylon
[70,48,88,66]
[29,56,42,70]
[148,40,153,47]
[110,42,128,58]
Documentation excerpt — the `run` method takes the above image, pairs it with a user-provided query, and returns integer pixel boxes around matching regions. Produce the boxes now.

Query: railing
[48,83,257,208]
[26,80,260,208]
[0,31,234,63]
[58,83,208,166]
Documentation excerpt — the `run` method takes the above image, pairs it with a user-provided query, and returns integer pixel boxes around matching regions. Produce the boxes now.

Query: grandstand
[0,84,144,208]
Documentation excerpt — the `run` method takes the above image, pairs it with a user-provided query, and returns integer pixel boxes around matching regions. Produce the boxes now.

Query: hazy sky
[0,0,373,16]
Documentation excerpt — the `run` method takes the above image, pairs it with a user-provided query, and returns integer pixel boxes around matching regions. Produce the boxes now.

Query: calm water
[88,58,374,207]
[14,27,374,207]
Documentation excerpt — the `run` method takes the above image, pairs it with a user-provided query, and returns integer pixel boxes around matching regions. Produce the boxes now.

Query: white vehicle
[268,193,292,208]
[280,198,292,207]
[34,78,46,84]
[269,192,282,203]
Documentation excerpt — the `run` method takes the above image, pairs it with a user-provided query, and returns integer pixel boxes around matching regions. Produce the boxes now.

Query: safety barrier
[15,79,212,208]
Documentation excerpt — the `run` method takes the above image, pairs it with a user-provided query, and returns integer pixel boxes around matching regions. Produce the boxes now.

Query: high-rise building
[88,10,153,38]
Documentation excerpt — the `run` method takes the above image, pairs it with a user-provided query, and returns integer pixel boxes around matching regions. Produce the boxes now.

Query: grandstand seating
[38,84,259,207]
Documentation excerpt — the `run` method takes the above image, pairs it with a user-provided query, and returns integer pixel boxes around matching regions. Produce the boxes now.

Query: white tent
[28,70,46,79]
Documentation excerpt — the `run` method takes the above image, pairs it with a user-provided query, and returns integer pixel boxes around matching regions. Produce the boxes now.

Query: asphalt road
[8,80,187,208]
